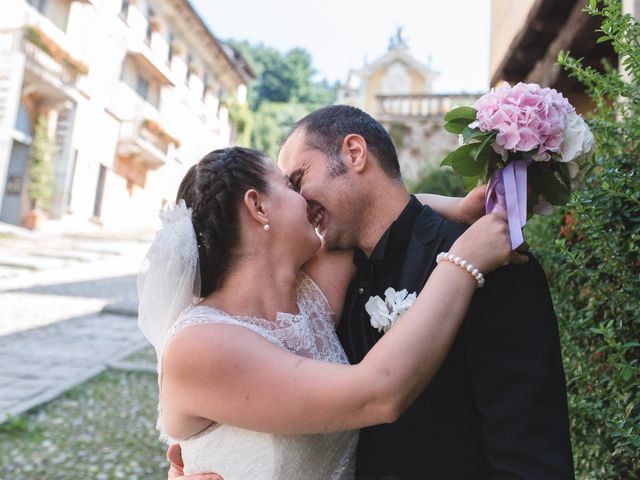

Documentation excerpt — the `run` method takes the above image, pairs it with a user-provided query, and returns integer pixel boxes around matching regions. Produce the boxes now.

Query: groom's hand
[167,444,224,480]
[458,185,487,225]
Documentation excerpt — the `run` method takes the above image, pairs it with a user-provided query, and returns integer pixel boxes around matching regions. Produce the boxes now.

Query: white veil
[137,200,201,361]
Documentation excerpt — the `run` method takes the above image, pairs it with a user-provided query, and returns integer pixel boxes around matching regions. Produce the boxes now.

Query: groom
[171,105,575,479]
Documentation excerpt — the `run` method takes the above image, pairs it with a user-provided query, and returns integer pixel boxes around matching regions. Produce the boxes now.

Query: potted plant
[170,40,184,57]
[25,115,55,229]
[188,64,203,78]
[206,78,219,94]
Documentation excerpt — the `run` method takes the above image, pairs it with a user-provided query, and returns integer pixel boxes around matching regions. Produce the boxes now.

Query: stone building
[337,29,480,183]
[0,0,253,229]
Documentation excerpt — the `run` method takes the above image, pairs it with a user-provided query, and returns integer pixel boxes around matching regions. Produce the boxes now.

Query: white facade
[0,0,252,229]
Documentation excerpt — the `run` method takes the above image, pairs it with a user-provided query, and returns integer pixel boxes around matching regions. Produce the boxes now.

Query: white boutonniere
[365,287,417,333]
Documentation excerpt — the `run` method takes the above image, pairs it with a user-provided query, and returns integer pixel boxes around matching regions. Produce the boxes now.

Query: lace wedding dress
[160,272,359,479]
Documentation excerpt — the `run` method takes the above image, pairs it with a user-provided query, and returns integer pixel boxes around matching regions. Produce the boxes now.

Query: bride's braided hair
[176,147,271,297]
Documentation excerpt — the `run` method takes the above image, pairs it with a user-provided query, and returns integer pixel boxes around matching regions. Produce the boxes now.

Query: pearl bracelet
[436,252,486,288]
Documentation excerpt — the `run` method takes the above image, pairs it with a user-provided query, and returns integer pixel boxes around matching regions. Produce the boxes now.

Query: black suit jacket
[337,198,574,479]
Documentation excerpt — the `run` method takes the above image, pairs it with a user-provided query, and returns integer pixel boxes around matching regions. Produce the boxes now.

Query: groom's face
[278,129,360,250]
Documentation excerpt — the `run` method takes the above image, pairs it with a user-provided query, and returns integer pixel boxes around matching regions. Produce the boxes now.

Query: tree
[250,102,311,160]
[27,115,55,211]
[227,40,336,157]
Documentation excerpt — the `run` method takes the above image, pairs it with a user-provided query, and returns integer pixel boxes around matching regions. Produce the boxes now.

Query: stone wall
[383,117,460,183]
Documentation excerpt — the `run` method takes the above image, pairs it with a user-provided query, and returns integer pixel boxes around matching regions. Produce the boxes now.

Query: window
[202,72,209,101]
[145,8,155,43]
[136,75,150,100]
[93,165,107,218]
[186,54,193,84]
[168,32,175,63]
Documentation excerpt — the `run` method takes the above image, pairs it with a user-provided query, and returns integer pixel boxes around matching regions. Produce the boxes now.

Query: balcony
[376,94,482,121]
[120,7,174,87]
[125,46,174,88]
[0,26,87,86]
[116,118,180,169]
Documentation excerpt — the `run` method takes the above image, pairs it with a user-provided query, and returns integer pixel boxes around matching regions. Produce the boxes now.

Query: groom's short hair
[284,105,402,181]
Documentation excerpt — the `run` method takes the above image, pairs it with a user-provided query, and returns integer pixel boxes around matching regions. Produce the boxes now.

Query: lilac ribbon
[485,160,530,249]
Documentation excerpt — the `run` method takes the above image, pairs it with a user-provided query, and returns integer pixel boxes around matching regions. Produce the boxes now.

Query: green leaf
[462,127,489,143]
[556,162,572,189]
[462,175,481,192]
[444,106,477,123]
[451,145,489,177]
[596,35,611,44]
[528,163,571,205]
[440,144,474,169]
[621,366,634,382]
[443,119,471,134]
[472,132,497,161]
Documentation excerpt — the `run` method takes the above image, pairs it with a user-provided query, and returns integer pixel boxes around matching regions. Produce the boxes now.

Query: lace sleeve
[296,271,335,321]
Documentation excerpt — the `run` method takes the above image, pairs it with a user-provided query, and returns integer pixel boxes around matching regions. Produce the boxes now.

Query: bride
[138,146,526,479]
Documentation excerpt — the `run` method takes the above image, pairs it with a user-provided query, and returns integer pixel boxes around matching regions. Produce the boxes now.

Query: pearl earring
[263,223,270,231]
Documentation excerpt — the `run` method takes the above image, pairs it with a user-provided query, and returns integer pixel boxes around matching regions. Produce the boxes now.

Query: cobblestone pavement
[0,225,154,422]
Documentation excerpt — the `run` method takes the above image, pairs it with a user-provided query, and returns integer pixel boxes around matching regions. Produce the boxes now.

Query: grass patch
[122,346,156,365]
[0,414,30,434]
[0,369,166,479]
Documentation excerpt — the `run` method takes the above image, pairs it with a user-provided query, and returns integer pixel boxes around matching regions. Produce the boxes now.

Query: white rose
[383,287,415,316]
[365,295,393,333]
[558,112,595,163]
[366,288,417,333]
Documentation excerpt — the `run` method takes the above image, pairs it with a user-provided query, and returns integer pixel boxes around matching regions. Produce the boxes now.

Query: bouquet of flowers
[441,82,595,248]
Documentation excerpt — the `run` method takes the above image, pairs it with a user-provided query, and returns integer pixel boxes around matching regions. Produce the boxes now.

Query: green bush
[408,167,466,197]
[525,2,639,478]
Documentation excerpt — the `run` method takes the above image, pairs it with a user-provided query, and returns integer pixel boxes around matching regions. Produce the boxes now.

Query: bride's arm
[299,185,488,320]
[301,185,488,321]
[162,213,527,437]
[415,185,486,224]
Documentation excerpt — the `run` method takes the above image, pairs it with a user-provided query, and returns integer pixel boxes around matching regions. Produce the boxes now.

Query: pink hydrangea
[469,82,574,157]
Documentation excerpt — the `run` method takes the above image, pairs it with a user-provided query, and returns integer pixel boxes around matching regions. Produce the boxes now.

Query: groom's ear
[342,134,368,173]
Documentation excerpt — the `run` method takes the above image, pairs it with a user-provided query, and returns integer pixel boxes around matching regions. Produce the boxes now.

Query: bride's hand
[167,444,223,480]
[448,211,529,275]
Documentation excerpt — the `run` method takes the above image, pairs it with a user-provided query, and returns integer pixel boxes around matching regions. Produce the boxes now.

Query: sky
[190,0,492,94]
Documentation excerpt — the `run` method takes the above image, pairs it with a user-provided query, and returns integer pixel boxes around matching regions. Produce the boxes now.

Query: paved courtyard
[0,224,154,422]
